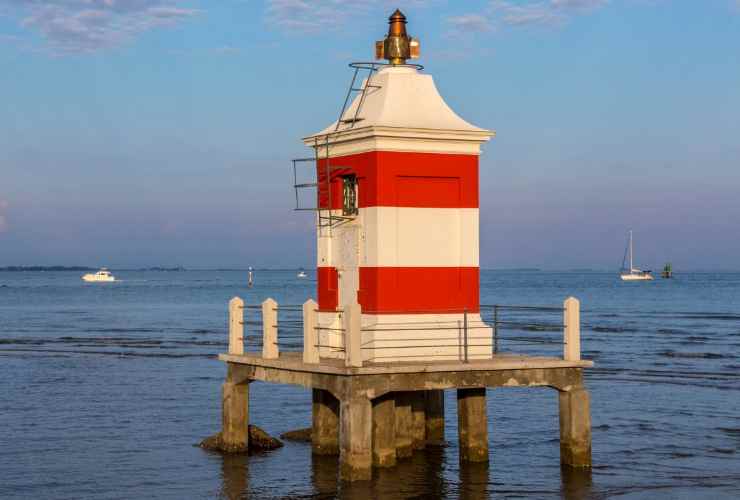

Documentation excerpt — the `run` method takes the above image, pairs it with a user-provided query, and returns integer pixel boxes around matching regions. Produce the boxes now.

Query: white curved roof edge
[304,66,494,141]
[302,125,495,146]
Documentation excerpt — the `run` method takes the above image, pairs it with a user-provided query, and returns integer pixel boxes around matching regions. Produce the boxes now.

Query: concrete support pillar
[262,298,278,359]
[394,392,414,459]
[312,389,339,455]
[457,388,489,463]
[221,378,249,452]
[558,387,592,468]
[372,393,396,468]
[339,395,373,481]
[303,299,319,364]
[411,392,426,450]
[425,390,445,445]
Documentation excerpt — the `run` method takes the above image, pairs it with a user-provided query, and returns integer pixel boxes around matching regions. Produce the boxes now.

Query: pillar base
[372,394,397,467]
[559,388,592,468]
[394,392,414,459]
[457,387,489,463]
[312,389,340,455]
[425,390,445,445]
[339,396,373,481]
[221,381,249,452]
[411,392,426,450]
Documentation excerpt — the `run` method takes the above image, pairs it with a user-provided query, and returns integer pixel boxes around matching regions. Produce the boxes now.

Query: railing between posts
[227,297,581,367]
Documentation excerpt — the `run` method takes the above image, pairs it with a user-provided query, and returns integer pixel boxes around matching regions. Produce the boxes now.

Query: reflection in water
[311,454,339,497]
[218,453,249,500]
[561,465,593,500]
[367,447,448,499]
[307,446,452,499]
[459,462,490,500]
[218,446,596,498]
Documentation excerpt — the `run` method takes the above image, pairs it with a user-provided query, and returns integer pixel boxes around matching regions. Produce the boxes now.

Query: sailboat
[620,230,653,281]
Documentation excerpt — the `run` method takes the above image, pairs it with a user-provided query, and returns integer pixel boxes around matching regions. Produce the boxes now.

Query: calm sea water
[1,270,739,499]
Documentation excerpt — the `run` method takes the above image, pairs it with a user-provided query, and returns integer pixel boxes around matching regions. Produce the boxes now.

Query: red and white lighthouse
[301,10,495,362]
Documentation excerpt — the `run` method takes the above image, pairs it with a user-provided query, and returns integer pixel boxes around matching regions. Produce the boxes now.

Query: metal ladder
[293,62,386,228]
[334,62,384,131]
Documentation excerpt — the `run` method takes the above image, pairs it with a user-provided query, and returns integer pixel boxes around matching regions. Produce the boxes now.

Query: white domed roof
[306,66,492,138]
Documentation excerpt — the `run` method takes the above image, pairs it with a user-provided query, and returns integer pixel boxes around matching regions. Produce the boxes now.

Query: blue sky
[1,0,739,270]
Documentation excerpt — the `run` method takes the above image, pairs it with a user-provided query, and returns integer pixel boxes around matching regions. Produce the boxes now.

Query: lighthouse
[217,11,591,474]
[300,10,495,362]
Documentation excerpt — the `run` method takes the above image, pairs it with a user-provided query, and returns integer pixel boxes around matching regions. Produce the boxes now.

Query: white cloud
[447,13,493,33]
[488,0,608,27]
[265,0,432,34]
[266,0,375,33]
[551,0,608,9]
[2,1,200,53]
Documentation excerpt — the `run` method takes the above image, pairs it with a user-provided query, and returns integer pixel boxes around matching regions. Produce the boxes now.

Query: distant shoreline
[0,266,186,272]
[2,266,739,273]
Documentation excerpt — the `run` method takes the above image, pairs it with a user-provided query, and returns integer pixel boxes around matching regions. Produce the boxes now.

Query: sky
[1,0,739,270]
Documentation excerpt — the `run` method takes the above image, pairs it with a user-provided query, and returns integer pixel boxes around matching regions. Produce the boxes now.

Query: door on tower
[337,174,360,310]
[337,224,359,309]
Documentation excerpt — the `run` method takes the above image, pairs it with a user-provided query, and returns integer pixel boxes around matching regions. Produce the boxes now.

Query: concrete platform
[216,352,593,481]
[218,352,592,396]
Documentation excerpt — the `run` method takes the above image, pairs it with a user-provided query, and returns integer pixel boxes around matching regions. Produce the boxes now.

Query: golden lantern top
[375,9,420,65]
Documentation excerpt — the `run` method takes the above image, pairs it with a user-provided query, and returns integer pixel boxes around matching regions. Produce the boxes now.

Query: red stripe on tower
[358,267,479,314]
[317,151,479,210]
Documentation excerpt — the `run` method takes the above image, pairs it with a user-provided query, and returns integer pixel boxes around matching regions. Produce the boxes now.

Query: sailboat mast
[629,230,633,271]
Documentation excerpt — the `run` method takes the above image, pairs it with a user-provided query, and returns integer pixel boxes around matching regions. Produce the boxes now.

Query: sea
[1,270,739,499]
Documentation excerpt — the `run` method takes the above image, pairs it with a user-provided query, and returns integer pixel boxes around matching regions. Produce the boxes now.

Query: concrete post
[394,392,414,458]
[425,390,445,445]
[312,389,339,455]
[344,302,362,368]
[559,387,592,468]
[411,392,426,450]
[303,299,319,364]
[372,393,396,467]
[222,376,249,452]
[457,388,489,463]
[339,395,373,481]
[228,297,244,355]
[262,298,278,359]
[564,297,581,362]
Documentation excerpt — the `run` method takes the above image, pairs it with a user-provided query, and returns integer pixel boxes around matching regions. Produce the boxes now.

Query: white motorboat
[620,231,653,281]
[297,270,308,279]
[82,268,116,282]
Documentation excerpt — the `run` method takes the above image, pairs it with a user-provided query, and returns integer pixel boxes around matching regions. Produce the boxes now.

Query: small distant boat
[661,263,673,279]
[620,231,653,281]
[297,269,308,279]
[82,268,116,282]
[248,267,254,288]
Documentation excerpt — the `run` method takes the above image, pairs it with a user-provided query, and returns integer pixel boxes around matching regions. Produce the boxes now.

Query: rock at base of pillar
[457,387,489,463]
[199,425,282,453]
[425,390,445,445]
[372,393,396,468]
[221,381,249,452]
[312,389,340,455]
[280,428,312,442]
[394,392,414,459]
[339,396,373,482]
[559,388,592,468]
